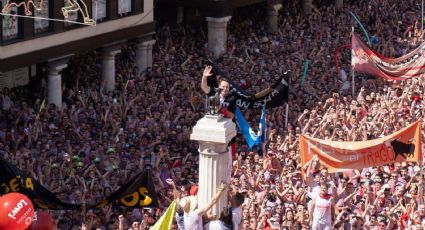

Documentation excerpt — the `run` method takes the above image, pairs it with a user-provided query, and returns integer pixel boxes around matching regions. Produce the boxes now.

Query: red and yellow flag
[300,121,422,173]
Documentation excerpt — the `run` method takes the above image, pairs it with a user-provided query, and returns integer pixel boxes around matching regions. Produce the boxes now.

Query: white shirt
[204,220,231,230]
[313,195,332,224]
[232,207,242,230]
[184,210,203,230]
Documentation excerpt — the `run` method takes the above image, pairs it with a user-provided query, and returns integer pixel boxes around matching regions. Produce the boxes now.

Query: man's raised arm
[201,66,213,94]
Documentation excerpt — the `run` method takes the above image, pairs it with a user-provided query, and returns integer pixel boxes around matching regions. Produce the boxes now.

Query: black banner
[0,157,79,210]
[208,61,290,109]
[0,157,158,210]
[231,71,290,109]
[91,169,159,209]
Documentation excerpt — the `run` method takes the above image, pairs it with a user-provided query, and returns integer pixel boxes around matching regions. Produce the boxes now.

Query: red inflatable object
[29,211,55,230]
[0,193,34,230]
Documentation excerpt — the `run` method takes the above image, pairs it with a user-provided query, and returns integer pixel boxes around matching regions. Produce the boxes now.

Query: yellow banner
[300,121,422,173]
[151,201,176,230]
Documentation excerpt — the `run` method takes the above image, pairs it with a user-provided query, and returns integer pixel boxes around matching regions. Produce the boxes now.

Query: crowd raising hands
[0,0,425,229]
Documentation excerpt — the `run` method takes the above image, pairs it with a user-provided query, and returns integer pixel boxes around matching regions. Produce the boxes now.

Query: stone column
[336,0,343,11]
[136,39,156,75]
[101,50,120,92]
[302,0,312,15]
[147,40,156,69]
[206,16,232,59]
[47,63,67,108]
[267,3,282,34]
[190,115,237,215]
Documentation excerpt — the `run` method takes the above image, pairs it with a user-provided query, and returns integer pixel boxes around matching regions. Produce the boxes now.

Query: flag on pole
[39,99,46,114]
[255,105,267,146]
[235,105,267,149]
[151,201,177,230]
[300,59,310,87]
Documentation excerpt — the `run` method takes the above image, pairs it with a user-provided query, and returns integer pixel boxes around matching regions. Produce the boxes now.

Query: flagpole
[352,26,355,97]
[421,0,424,40]
[285,103,289,127]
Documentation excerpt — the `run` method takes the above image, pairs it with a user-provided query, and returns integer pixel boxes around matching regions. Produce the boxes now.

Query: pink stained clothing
[312,195,333,230]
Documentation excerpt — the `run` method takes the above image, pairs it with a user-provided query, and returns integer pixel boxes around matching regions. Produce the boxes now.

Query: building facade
[0,0,155,106]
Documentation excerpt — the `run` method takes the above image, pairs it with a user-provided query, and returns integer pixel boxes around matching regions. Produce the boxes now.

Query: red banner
[351,33,425,80]
[300,121,422,173]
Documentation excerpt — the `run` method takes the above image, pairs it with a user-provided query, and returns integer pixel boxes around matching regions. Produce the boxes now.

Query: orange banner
[300,121,422,173]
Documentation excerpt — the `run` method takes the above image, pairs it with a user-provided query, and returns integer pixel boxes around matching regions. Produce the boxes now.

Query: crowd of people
[1,0,425,229]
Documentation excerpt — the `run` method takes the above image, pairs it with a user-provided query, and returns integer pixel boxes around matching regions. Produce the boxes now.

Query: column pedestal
[136,39,156,75]
[190,115,237,215]
[102,50,120,92]
[206,16,232,59]
[267,4,282,34]
[47,63,67,108]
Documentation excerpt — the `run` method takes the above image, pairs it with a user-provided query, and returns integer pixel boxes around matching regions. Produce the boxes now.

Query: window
[118,0,132,15]
[63,0,79,27]
[93,0,107,21]
[1,1,19,41]
[34,0,51,34]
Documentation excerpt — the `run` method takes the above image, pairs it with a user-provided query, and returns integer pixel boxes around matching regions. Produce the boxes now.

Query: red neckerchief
[359,187,364,197]
[319,194,331,199]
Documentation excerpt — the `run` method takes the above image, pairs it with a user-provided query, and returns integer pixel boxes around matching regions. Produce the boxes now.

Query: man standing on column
[201,65,237,183]
[201,65,236,119]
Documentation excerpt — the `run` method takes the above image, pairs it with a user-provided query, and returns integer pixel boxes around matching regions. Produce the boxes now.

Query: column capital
[198,142,229,155]
[136,32,156,42]
[103,40,125,51]
[190,115,237,145]
[138,39,156,47]
[48,54,71,74]
[268,3,282,12]
[206,16,232,24]
[48,63,68,75]
[102,50,121,59]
